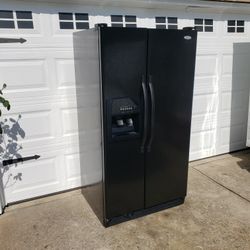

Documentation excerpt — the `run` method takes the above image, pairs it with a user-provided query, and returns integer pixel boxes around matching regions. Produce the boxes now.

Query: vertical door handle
[147,75,155,152]
[141,75,148,153]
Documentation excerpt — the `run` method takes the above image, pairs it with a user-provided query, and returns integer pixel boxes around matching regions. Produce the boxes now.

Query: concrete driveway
[0,150,250,250]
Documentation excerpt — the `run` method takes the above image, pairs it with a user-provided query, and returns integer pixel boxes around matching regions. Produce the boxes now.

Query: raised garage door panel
[1,2,250,203]
[218,47,250,154]
[0,3,102,203]
[0,52,102,203]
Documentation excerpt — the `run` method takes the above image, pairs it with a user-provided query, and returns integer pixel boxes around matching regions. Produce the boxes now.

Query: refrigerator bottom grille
[104,197,185,227]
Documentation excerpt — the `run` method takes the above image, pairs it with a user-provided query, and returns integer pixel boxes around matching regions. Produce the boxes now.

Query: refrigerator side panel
[145,29,197,208]
[73,28,104,224]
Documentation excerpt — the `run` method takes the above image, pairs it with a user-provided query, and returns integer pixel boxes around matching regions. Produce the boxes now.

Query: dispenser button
[117,119,124,126]
[126,118,133,126]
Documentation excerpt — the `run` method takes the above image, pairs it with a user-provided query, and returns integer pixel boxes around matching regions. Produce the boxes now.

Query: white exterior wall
[0,0,250,205]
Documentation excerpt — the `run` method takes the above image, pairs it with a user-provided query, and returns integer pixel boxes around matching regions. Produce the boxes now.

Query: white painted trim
[9,0,250,14]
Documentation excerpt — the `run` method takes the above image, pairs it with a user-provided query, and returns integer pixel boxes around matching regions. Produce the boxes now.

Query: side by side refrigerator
[73,24,197,227]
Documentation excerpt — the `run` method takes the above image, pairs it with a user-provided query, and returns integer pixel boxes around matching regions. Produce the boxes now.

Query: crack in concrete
[191,166,250,203]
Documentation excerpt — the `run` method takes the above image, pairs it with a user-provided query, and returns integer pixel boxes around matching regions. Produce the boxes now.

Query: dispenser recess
[109,97,140,141]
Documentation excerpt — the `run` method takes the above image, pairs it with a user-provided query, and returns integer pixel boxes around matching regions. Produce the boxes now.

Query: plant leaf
[5,101,10,110]
[18,127,25,139]
[9,118,16,123]
[0,97,11,110]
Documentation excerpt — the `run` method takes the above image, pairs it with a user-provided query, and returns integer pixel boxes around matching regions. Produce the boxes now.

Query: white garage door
[0,1,250,204]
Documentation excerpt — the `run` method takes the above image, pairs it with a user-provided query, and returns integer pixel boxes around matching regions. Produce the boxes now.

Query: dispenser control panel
[111,98,139,116]
[109,97,140,141]
[120,106,135,112]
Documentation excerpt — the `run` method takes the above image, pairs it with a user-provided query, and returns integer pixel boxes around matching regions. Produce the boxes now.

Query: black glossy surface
[73,26,197,226]
[105,197,184,227]
[145,29,197,207]
[100,27,147,219]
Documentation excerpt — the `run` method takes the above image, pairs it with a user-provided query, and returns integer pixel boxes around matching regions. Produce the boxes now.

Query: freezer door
[145,29,197,208]
[100,27,148,219]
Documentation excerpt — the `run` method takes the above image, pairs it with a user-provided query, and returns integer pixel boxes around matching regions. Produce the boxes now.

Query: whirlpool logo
[184,35,192,40]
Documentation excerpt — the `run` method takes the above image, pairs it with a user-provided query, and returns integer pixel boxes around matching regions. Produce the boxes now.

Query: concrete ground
[0,150,250,250]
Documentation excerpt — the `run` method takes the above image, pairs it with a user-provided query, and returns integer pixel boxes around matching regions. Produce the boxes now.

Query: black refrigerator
[73,24,197,227]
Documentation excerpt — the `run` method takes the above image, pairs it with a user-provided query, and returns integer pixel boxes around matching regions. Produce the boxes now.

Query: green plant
[0,84,11,134]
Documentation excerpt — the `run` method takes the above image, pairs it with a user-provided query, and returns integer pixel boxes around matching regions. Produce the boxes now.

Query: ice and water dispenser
[109,97,140,140]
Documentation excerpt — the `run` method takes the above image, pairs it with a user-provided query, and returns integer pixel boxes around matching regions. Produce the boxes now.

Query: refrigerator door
[145,29,197,208]
[100,27,148,220]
